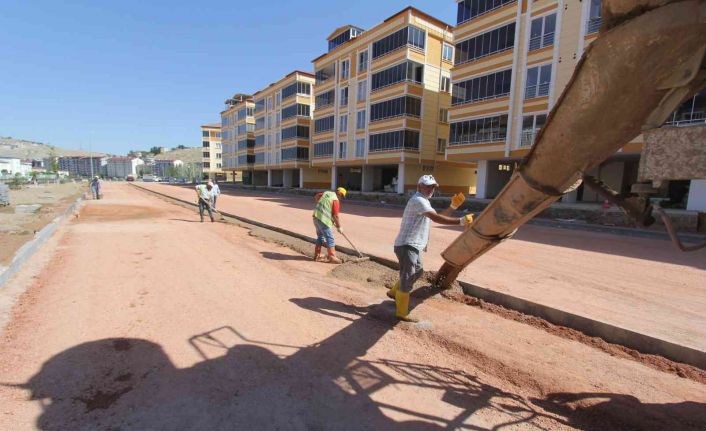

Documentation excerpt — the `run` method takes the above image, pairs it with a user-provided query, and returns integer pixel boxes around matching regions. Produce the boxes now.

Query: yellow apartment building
[311,6,476,194]
[251,71,323,188]
[447,0,659,202]
[200,123,231,181]
[221,95,255,184]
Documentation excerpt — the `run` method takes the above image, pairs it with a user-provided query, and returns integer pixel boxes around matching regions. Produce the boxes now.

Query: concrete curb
[0,198,83,289]
[133,184,706,370]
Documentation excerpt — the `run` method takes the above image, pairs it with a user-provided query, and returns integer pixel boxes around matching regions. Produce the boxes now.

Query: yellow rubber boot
[395,291,418,323]
[386,280,400,299]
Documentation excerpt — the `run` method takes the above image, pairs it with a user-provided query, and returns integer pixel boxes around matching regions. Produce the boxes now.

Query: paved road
[140,183,706,355]
[1,182,704,430]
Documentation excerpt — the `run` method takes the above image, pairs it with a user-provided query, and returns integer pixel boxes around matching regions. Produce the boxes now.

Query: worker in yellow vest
[312,187,347,264]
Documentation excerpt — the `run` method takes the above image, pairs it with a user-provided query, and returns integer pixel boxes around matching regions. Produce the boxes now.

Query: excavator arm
[436,0,706,287]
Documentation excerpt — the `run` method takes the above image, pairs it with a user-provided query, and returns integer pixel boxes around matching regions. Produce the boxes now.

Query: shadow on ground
[19,297,706,430]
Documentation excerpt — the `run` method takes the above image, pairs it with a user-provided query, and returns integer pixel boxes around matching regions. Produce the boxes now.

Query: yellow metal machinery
[436,0,706,287]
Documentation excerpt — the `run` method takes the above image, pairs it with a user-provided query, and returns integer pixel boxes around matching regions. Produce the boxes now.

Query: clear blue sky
[0,1,457,155]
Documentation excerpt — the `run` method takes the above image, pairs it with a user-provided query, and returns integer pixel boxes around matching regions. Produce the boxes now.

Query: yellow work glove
[450,192,466,209]
[459,214,474,226]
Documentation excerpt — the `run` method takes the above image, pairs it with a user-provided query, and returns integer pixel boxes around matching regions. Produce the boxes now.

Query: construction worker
[195,181,215,223]
[387,175,473,322]
[312,187,347,264]
[90,176,101,200]
[211,180,221,210]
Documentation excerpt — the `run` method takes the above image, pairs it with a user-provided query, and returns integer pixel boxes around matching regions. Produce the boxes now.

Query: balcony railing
[525,82,550,99]
[449,131,506,147]
[520,130,537,147]
[587,17,602,34]
[528,32,554,51]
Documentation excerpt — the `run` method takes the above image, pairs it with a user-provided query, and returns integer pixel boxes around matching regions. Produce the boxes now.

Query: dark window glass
[255,117,265,130]
[372,26,426,59]
[315,63,336,85]
[254,153,265,164]
[254,135,265,148]
[370,96,422,122]
[281,125,310,141]
[315,90,335,108]
[455,22,515,65]
[368,130,420,152]
[282,103,311,120]
[282,82,312,100]
[202,131,209,137]
[314,116,335,133]
[281,146,310,161]
[254,99,265,114]
[452,69,512,105]
[449,114,509,145]
[457,0,515,25]
[313,141,334,157]
[238,139,256,150]
[371,61,424,91]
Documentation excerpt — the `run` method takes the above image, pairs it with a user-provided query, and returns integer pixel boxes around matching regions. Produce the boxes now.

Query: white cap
[418,175,438,186]
[207,181,214,187]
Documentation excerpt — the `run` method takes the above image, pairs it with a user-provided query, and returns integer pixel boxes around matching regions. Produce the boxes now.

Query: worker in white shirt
[211,180,221,210]
[195,182,214,222]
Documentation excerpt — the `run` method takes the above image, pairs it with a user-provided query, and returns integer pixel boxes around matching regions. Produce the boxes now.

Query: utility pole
[89,131,94,178]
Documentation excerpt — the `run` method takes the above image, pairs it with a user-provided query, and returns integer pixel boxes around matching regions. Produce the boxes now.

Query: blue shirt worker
[195,182,214,223]
[90,176,101,200]
[388,175,473,322]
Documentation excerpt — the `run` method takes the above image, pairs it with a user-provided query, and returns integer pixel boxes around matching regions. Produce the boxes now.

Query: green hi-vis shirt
[313,191,339,228]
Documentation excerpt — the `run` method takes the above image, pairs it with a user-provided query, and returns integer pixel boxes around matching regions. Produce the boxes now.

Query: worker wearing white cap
[90,176,101,200]
[195,181,215,222]
[387,175,473,322]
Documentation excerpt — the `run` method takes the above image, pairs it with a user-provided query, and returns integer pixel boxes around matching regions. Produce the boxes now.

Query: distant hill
[154,147,202,164]
[0,137,105,159]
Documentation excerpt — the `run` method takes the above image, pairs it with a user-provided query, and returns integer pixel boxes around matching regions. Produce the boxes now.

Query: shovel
[339,231,370,263]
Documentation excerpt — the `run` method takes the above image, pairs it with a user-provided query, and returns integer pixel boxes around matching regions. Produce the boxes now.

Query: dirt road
[0,183,704,430]
[137,183,706,356]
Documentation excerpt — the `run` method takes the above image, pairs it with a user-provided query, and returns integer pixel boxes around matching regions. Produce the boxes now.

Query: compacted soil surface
[0,183,704,430]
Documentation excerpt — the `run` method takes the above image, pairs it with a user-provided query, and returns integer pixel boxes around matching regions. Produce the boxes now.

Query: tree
[48,147,59,173]
[149,146,163,155]
[176,145,187,150]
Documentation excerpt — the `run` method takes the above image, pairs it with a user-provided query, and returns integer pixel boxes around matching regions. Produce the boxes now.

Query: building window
[529,13,556,51]
[525,64,552,99]
[338,142,347,160]
[266,97,273,111]
[282,82,312,100]
[203,162,211,168]
[316,89,335,108]
[372,26,425,59]
[441,76,451,93]
[452,69,512,105]
[281,146,309,161]
[455,23,516,66]
[254,152,265,164]
[521,113,547,147]
[281,103,311,120]
[370,96,422,122]
[665,87,706,126]
[238,139,256,150]
[442,44,453,62]
[313,141,334,158]
[275,92,281,106]
[255,99,265,114]
[357,110,366,130]
[254,135,265,148]
[203,141,210,147]
[340,87,348,106]
[355,138,365,158]
[314,116,335,134]
[369,130,420,152]
[371,60,424,91]
[439,108,448,123]
[276,112,281,127]
[449,114,509,145]
[437,138,447,153]
[203,152,210,158]
[202,131,209,137]
[358,50,368,72]
[315,63,336,85]
[457,0,516,25]
[281,125,310,141]
[340,59,350,80]
[357,80,367,102]
[340,115,348,133]
[216,153,222,159]
[255,117,265,131]
[587,0,602,34]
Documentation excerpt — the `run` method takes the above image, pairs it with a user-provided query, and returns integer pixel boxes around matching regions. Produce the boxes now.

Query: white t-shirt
[394,192,435,250]
[212,184,220,196]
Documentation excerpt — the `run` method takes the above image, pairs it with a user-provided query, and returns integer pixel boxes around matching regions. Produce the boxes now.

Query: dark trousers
[198,199,214,221]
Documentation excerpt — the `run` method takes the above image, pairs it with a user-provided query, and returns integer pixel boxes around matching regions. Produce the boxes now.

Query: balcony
[528,32,554,51]
[449,131,507,147]
[524,82,550,99]
[520,130,537,147]
[586,17,602,35]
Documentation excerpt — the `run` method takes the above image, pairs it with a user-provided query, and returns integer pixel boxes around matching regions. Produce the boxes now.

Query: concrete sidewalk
[140,183,706,360]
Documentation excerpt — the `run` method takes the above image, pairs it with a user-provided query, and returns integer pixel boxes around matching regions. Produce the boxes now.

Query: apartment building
[221,95,256,184]
[106,157,144,178]
[58,156,107,177]
[311,7,476,194]
[201,123,230,181]
[447,0,663,203]
[251,71,321,188]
